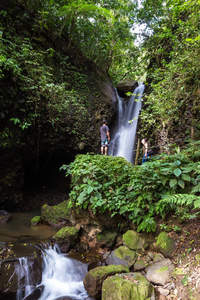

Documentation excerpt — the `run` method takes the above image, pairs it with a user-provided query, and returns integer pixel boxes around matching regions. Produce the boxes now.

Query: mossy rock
[123,230,145,251]
[153,253,164,263]
[134,260,146,271]
[106,246,137,267]
[52,226,79,246]
[97,229,118,248]
[195,254,200,262]
[31,216,41,226]
[102,272,155,300]
[41,200,71,226]
[146,258,174,285]
[83,265,129,298]
[155,232,177,258]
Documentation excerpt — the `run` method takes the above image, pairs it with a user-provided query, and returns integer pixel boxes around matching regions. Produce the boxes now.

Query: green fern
[156,194,200,218]
[191,183,200,194]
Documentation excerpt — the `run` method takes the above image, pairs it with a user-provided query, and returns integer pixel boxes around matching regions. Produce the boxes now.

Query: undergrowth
[61,141,200,232]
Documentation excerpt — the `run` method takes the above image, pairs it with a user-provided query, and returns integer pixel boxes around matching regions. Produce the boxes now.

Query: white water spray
[15,245,90,300]
[109,83,145,163]
[15,257,35,300]
[38,245,89,300]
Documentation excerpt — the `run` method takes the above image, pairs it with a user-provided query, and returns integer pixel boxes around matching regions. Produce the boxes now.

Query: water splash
[109,83,145,163]
[15,245,90,300]
[38,245,89,300]
[15,256,35,300]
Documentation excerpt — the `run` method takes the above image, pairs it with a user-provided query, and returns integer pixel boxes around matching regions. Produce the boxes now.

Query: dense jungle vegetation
[0,0,200,215]
[62,140,200,232]
[1,0,199,146]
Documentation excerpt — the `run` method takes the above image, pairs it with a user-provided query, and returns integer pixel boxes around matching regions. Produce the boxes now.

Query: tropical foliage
[61,141,200,232]
[1,0,199,145]
[138,0,200,140]
[0,0,200,229]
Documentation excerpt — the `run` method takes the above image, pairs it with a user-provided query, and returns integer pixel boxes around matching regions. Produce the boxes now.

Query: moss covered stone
[97,229,118,248]
[106,246,137,267]
[102,272,155,300]
[83,265,129,298]
[195,254,200,262]
[123,230,145,251]
[134,259,146,271]
[52,226,79,246]
[41,200,71,226]
[146,258,174,285]
[155,232,177,258]
[31,216,41,226]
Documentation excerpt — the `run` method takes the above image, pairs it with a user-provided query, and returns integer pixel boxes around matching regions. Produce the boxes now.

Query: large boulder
[71,208,126,250]
[106,246,137,268]
[146,258,174,286]
[117,79,139,97]
[83,265,129,299]
[123,230,145,251]
[155,232,177,258]
[41,201,71,227]
[102,272,155,300]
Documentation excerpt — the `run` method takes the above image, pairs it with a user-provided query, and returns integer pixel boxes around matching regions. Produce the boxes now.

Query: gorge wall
[0,1,117,210]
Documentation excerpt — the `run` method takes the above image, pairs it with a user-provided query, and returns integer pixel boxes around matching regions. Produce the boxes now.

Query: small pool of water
[0,211,57,243]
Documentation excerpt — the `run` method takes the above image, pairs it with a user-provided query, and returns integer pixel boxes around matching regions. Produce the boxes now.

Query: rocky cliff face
[0,1,117,210]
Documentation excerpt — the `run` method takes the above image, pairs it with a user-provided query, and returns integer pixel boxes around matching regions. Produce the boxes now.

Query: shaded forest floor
[159,217,200,300]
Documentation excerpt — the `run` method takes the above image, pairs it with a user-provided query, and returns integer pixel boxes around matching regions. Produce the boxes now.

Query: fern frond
[159,194,200,211]
[191,183,200,194]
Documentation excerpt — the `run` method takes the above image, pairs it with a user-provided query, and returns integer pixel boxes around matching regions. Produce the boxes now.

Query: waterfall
[38,245,89,300]
[15,245,90,300]
[15,257,35,300]
[109,83,145,163]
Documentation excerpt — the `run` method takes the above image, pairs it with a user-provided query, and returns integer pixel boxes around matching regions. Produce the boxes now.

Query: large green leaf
[169,179,177,188]
[87,185,94,194]
[181,174,191,182]
[178,180,185,189]
[174,168,181,177]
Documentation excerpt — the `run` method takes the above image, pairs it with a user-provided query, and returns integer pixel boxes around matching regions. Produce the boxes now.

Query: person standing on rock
[141,138,149,164]
[100,120,110,155]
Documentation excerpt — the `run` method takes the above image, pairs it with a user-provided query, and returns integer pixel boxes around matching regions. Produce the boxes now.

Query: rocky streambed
[1,203,200,300]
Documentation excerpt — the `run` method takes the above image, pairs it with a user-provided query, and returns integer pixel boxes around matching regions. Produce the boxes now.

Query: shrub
[61,142,200,232]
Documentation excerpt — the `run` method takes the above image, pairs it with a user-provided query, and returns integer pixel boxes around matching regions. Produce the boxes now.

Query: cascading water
[109,83,145,163]
[15,245,90,300]
[38,245,89,300]
[15,257,35,300]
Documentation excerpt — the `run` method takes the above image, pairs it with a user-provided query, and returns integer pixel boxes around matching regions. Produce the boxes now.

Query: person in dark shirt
[100,120,110,155]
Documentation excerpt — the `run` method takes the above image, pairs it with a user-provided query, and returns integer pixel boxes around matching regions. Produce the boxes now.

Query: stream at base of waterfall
[109,83,145,163]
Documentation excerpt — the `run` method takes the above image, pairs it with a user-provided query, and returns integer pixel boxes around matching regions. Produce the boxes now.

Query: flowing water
[109,83,145,163]
[0,212,91,300]
[37,245,89,300]
[14,245,90,300]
